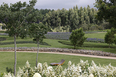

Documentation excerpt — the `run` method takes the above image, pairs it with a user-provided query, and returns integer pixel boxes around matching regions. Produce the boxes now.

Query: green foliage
[0,73,3,77]
[0,0,37,38]
[29,22,48,67]
[0,0,37,76]
[43,5,109,32]
[69,28,87,48]
[29,22,48,43]
[51,25,70,32]
[6,67,13,73]
[95,0,116,28]
[105,28,116,47]
[4,59,116,77]
[81,24,105,31]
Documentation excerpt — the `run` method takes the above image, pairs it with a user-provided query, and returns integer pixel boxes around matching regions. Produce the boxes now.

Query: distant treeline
[0,5,111,32]
[36,5,111,32]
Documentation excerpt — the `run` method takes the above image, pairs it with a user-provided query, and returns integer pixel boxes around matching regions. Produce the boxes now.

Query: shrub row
[86,38,105,43]
[45,32,71,40]
[3,60,116,77]
[0,41,50,46]
[0,47,116,57]
[0,37,6,41]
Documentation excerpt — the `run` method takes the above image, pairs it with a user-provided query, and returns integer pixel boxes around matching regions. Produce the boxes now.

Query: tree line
[0,5,111,32]
[41,5,110,32]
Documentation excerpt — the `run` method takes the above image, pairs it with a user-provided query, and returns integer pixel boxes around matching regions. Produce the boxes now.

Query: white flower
[17,67,23,74]
[61,71,66,76]
[43,62,48,70]
[47,66,53,72]
[25,60,30,68]
[4,60,116,77]
[77,65,82,72]
[36,63,42,72]
[88,66,96,74]
[33,73,41,77]
[68,61,72,67]
[16,67,23,77]
[3,73,14,77]
[88,73,94,77]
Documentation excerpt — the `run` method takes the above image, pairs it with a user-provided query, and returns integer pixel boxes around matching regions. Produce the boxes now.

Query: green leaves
[0,0,37,76]
[69,28,87,49]
[0,0,37,38]
[105,27,116,47]
[43,5,100,32]
[29,22,48,43]
[95,0,116,28]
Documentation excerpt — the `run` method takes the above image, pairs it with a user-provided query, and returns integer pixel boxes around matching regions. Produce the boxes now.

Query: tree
[95,0,116,28]
[70,11,79,31]
[69,28,87,49]
[0,0,37,76]
[68,8,75,31]
[105,28,116,47]
[29,22,48,67]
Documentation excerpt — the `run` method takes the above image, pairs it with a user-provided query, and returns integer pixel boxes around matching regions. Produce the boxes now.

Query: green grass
[85,32,106,39]
[0,34,116,53]
[0,52,116,73]
[0,32,116,74]
[58,40,116,54]
[0,39,72,48]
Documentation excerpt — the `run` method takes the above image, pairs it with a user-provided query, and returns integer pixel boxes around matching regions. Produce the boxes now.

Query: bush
[69,28,87,48]
[105,28,116,47]
[6,67,13,73]
[3,60,116,77]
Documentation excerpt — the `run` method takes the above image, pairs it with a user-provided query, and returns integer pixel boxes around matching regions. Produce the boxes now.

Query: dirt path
[39,52,116,60]
[2,51,116,60]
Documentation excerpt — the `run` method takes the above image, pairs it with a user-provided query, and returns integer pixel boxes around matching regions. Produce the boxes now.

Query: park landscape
[0,0,116,77]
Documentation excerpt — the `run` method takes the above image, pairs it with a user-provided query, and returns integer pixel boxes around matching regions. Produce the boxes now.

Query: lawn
[0,52,116,73]
[0,32,116,74]
[0,32,116,53]
[85,32,106,39]
[57,40,116,54]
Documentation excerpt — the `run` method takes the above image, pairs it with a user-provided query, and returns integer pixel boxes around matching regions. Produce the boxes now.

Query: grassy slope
[59,40,116,53]
[85,32,106,39]
[0,32,116,53]
[0,52,116,73]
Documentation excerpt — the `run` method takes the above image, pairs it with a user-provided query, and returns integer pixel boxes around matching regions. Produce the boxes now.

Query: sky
[0,0,96,10]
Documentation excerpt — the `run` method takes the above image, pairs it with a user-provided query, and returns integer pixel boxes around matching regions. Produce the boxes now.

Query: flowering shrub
[3,60,116,77]
[45,32,71,40]
[86,38,105,43]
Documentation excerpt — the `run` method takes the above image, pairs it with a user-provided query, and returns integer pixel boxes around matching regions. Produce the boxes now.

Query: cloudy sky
[0,0,96,10]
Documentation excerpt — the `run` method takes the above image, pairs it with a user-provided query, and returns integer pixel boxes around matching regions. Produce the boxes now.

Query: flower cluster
[86,38,104,43]
[3,60,116,77]
[45,32,71,40]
